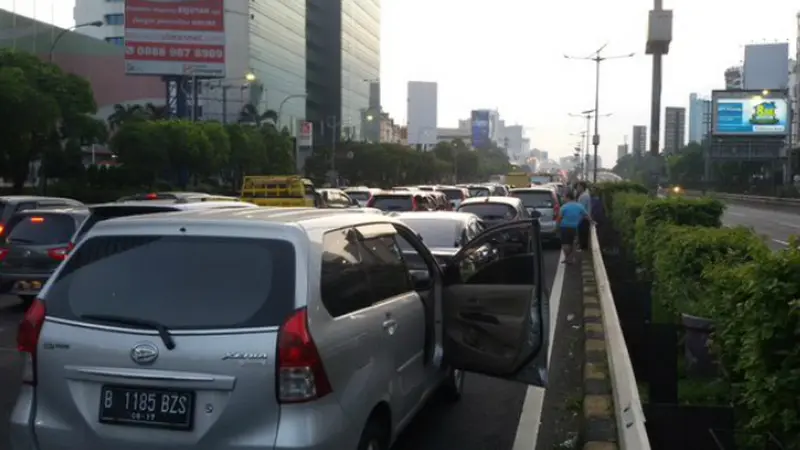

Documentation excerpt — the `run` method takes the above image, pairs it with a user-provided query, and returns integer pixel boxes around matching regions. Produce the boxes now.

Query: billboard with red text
[124,0,226,77]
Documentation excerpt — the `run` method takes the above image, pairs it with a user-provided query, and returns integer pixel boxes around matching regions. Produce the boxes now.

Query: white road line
[512,250,566,450]
[772,239,789,246]
[776,221,800,230]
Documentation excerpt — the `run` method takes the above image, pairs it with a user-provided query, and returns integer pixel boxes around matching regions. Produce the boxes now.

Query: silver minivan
[11,207,549,450]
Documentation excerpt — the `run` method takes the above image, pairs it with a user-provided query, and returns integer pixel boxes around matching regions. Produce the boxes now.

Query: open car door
[441,219,548,387]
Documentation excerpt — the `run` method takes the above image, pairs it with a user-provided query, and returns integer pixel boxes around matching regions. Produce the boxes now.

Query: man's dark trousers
[578,219,590,250]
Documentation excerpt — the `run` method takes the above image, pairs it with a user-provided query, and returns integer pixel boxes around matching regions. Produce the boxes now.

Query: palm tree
[237,103,278,127]
[143,103,170,120]
[107,104,145,130]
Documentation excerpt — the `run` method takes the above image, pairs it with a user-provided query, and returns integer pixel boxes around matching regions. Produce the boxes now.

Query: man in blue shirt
[558,191,591,264]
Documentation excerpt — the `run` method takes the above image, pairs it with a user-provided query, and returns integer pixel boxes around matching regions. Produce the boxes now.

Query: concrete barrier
[583,226,650,450]
[684,190,800,209]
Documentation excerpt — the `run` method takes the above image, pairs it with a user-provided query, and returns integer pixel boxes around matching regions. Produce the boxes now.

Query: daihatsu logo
[130,343,159,365]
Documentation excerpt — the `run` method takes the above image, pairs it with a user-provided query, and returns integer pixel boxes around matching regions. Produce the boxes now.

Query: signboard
[471,110,491,148]
[712,91,788,136]
[298,121,313,147]
[124,0,226,77]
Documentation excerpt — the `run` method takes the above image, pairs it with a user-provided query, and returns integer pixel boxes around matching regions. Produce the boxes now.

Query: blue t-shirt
[559,201,588,229]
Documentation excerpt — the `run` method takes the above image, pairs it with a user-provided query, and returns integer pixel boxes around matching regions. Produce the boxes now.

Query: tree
[667,142,704,188]
[237,104,278,127]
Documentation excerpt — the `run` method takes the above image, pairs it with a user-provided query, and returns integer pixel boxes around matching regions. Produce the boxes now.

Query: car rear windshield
[6,214,77,245]
[439,189,464,201]
[45,236,296,329]
[401,219,460,248]
[468,187,490,197]
[347,191,372,202]
[511,191,555,208]
[74,206,179,242]
[458,203,516,221]
[371,195,413,211]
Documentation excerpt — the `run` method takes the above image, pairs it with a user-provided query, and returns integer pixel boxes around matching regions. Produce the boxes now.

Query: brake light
[66,242,75,253]
[0,248,7,262]
[18,299,45,385]
[47,247,69,261]
[0,223,5,235]
[411,196,419,211]
[277,308,332,403]
[366,196,375,207]
[29,217,44,223]
[145,193,158,200]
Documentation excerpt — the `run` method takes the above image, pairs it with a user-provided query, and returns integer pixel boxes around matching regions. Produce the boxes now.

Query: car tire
[357,416,389,450]
[18,295,35,309]
[440,366,465,402]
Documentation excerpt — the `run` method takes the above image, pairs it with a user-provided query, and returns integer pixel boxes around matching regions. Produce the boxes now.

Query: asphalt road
[0,250,569,450]
[722,202,800,250]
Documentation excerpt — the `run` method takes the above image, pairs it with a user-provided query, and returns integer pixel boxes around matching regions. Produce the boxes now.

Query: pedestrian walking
[576,182,592,251]
[557,191,591,264]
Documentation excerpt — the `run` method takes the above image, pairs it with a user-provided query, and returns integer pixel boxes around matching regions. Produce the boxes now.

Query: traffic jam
[1,173,569,450]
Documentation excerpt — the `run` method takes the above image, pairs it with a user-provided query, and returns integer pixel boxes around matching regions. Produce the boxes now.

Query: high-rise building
[617,144,628,162]
[407,81,438,148]
[74,0,125,46]
[724,66,744,90]
[664,107,686,154]
[688,93,712,144]
[504,125,524,158]
[632,125,647,155]
[306,0,379,144]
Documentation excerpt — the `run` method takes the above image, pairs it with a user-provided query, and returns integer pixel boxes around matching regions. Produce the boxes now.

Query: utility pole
[570,109,612,180]
[646,0,673,186]
[566,46,635,182]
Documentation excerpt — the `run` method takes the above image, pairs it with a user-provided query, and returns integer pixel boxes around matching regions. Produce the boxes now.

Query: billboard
[471,110,491,148]
[712,91,788,136]
[743,43,789,91]
[124,0,226,77]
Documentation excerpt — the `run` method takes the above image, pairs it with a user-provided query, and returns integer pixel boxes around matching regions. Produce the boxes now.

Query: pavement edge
[580,254,618,450]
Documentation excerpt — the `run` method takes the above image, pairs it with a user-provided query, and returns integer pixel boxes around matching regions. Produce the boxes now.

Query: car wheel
[440,366,465,402]
[357,416,389,450]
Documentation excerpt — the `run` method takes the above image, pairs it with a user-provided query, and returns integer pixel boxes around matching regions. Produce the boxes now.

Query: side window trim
[392,224,438,275]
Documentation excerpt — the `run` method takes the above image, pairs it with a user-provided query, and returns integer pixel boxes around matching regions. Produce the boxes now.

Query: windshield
[370,195,413,211]
[468,187,491,197]
[458,203,516,221]
[7,214,77,245]
[346,191,372,202]
[511,191,555,209]
[530,176,552,185]
[439,188,464,201]
[401,219,461,248]
[45,236,296,329]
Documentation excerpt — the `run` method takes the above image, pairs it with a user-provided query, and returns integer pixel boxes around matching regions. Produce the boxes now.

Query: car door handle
[382,319,398,335]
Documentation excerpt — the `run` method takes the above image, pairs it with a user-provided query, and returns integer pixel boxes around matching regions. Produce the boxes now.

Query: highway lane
[0,250,571,450]
[723,202,800,250]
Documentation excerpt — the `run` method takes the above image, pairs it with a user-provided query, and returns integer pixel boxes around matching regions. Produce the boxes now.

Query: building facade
[503,125,524,159]
[617,144,628,162]
[407,81,438,147]
[632,125,647,155]
[688,93,712,144]
[74,0,125,46]
[664,107,686,154]
[724,66,744,90]
[743,43,790,90]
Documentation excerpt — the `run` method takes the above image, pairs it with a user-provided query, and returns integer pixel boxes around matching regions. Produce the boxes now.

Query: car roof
[459,196,523,207]
[372,190,416,197]
[0,195,80,203]
[13,207,88,217]
[391,211,478,222]
[509,187,555,193]
[89,200,254,210]
[90,208,405,237]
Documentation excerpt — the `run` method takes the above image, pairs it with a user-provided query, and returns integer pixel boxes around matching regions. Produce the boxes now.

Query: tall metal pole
[221,87,228,124]
[592,58,601,183]
[190,74,198,122]
[649,0,664,158]
[584,114,592,179]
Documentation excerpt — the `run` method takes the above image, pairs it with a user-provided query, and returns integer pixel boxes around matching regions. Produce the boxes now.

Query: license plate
[99,385,194,430]
[12,280,42,294]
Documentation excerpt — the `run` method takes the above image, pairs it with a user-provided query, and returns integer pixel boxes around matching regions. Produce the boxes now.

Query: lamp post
[49,20,103,63]
[566,45,634,182]
[277,93,307,132]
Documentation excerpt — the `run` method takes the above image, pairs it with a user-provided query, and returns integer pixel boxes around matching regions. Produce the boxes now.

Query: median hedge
[598,182,800,447]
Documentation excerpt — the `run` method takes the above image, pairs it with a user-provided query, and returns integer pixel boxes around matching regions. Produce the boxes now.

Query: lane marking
[776,221,800,230]
[512,250,566,450]
[772,239,789,246]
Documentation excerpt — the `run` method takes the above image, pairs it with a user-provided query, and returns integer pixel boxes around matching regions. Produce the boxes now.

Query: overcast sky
[2,0,798,166]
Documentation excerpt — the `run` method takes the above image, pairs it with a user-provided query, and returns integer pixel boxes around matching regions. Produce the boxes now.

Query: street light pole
[277,94,307,132]
[49,20,103,63]
[566,45,635,182]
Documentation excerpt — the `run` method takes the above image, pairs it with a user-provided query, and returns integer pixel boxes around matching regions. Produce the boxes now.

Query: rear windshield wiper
[8,238,36,244]
[80,314,176,350]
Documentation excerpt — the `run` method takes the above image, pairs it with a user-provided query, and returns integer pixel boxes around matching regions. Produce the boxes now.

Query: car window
[370,195,413,211]
[15,202,38,212]
[400,219,460,248]
[6,214,77,245]
[468,187,490,197]
[46,236,296,329]
[347,191,371,202]
[359,236,412,301]
[511,191,555,208]
[394,233,431,271]
[439,188,464,201]
[458,203,517,221]
[320,229,373,317]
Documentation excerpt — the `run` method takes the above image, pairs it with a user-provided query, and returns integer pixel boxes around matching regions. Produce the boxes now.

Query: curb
[581,254,618,450]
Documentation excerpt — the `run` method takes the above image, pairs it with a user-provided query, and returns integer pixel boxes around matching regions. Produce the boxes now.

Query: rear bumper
[539,221,559,240]
[275,396,355,450]
[9,386,36,450]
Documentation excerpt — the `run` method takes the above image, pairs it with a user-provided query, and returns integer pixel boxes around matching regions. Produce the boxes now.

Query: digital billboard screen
[713,92,788,136]
[471,110,491,148]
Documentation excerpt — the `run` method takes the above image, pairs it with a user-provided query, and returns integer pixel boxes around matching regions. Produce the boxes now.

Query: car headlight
[673,186,682,193]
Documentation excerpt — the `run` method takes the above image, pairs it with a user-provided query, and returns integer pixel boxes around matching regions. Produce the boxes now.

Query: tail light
[0,223,5,235]
[366,197,376,208]
[66,242,75,253]
[47,247,70,261]
[0,248,8,262]
[411,196,419,211]
[277,308,332,403]
[18,299,45,385]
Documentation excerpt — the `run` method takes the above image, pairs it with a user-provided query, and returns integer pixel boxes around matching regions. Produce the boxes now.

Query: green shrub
[593,181,648,215]
[652,225,769,317]
[705,243,800,447]
[608,193,650,249]
[634,197,725,272]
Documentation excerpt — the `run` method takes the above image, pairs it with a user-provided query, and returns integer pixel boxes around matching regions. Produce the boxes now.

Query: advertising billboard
[471,110,491,148]
[124,0,226,77]
[712,91,788,136]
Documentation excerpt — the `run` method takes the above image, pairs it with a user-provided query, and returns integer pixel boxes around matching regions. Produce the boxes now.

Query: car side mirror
[529,210,542,219]
[409,270,433,289]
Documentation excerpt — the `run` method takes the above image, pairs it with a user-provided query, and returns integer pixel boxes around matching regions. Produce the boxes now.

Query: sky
[2,0,799,167]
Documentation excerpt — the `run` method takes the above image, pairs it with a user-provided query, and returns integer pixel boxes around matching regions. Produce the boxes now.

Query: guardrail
[684,190,800,208]
[588,226,650,449]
